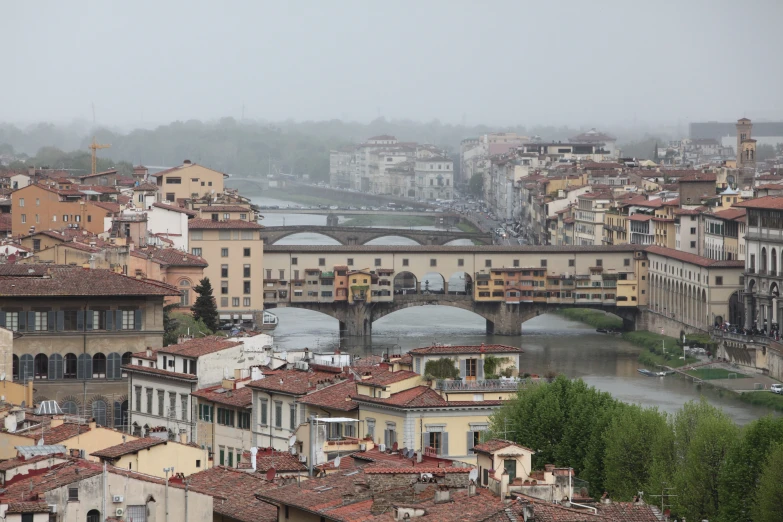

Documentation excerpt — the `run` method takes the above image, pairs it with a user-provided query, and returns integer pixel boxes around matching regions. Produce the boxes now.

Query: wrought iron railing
[435,379,522,391]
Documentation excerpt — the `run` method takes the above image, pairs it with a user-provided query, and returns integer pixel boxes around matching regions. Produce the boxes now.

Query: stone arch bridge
[259,226,492,246]
[266,294,638,338]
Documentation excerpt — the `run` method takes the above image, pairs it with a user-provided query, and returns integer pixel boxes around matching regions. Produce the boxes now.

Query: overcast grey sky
[3,0,782,127]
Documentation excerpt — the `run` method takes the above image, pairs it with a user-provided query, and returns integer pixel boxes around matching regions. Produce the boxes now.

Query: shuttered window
[48,354,64,380]
[106,353,122,380]
[77,354,92,379]
[19,354,34,382]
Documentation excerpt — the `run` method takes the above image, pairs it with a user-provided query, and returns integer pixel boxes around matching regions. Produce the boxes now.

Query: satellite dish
[469,468,479,483]
[289,435,297,447]
[334,456,341,469]
[266,467,276,481]
[4,415,17,433]
[408,449,415,459]
[37,438,44,446]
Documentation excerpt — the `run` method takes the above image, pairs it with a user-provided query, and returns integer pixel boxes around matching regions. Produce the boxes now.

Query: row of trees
[489,376,783,522]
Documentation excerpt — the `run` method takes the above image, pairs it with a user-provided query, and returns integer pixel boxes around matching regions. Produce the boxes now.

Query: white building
[146,202,196,251]
[125,334,273,442]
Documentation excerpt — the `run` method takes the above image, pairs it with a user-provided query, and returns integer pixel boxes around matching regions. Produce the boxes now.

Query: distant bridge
[259,226,491,246]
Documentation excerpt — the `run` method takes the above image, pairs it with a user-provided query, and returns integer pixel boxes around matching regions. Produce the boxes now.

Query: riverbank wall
[635,307,709,338]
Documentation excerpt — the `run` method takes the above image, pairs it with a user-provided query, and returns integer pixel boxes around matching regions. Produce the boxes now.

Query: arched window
[19,354,34,382]
[121,352,133,366]
[180,279,191,306]
[106,353,122,380]
[61,400,79,415]
[91,400,107,426]
[64,353,77,378]
[34,354,48,380]
[87,509,101,522]
[48,353,63,380]
[92,353,106,378]
[114,400,128,430]
[12,355,18,381]
[76,354,92,380]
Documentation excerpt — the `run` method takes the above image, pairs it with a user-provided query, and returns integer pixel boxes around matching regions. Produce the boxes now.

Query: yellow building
[188,218,264,323]
[152,160,228,203]
[0,419,137,461]
[91,436,209,478]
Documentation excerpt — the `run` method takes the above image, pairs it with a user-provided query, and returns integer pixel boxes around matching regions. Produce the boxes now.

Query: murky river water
[249,192,776,424]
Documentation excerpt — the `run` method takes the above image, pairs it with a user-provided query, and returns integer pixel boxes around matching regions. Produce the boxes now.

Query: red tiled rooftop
[711,207,746,221]
[645,245,745,268]
[185,466,277,522]
[151,202,198,216]
[735,196,783,210]
[0,265,179,297]
[353,386,504,409]
[121,364,197,381]
[158,336,242,358]
[238,449,307,473]
[91,437,165,459]
[247,369,344,396]
[297,380,358,411]
[473,439,535,455]
[358,368,420,387]
[192,384,253,408]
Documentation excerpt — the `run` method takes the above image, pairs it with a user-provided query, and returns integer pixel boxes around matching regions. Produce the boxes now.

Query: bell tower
[736,118,756,169]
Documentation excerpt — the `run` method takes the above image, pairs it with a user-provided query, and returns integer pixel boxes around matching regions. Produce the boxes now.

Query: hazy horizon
[3,1,783,128]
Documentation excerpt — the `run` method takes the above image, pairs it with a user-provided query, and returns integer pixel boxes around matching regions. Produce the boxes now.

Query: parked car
[772,384,783,394]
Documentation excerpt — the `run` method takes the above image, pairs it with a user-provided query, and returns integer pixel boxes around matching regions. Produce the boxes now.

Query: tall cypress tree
[192,277,219,332]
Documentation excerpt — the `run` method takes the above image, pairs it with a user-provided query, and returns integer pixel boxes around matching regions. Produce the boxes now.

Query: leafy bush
[423,358,459,380]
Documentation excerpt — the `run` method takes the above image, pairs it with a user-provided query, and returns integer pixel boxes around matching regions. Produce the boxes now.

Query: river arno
[246,190,776,425]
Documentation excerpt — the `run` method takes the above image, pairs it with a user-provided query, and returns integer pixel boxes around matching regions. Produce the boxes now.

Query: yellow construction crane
[88,136,111,175]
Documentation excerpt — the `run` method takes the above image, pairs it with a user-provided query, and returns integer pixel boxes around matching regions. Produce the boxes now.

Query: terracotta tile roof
[0,453,68,471]
[4,501,51,514]
[192,384,253,408]
[133,183,158,191]
[628,214,653,222]
[121,364,198,381]
[158,336,242,358]
[358,369,420,388]
[151,202,198,216]
[674,206,706,215]
[130,349,157,361]
[247,369,343,396]
[735,196,783,210]
[0,461,100,501]
[408,344,522,356]
[91,201,121,213]
[297,380,358,411]
[473,439,534,455]
[645,245,745,268]
[186,466,277,522]
[711,207,746,221]
[21,422,91,444]
[0,266,179,297]
[353,386,503,409]
[135,247,208,267]
[238,448,307,472]
[91,437,166,459]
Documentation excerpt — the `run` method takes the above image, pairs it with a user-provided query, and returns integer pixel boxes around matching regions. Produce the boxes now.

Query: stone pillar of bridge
[337,304,374,339]
[486,304,532,336]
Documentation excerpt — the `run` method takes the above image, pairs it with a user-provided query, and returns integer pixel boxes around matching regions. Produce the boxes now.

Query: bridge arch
[421,272,446,294]
[447,271,473,295]
[364,235,423,246]
[394,271,418,295]
[270,231,344,245]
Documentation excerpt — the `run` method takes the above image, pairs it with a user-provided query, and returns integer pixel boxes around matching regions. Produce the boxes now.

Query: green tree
[673,407,738,521]
[163,304,180,346]
[192,278,219,332]
[603,405,670,500]
[718,416,783,522]
[423,358,459,380]
[469,174,484,197]
[169,311,213,339]
[752,443,783,522]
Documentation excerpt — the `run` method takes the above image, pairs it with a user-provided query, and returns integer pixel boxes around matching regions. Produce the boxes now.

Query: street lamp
[163,467,175,522]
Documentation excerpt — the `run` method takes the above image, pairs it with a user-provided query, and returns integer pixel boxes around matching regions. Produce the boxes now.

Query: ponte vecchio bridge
[261,244,648,338]
[259,226,492,246]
